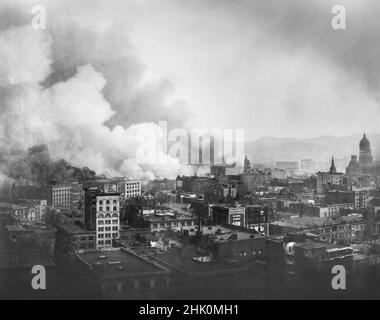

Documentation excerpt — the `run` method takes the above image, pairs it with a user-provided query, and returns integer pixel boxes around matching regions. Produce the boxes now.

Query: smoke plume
[0,0,196,183]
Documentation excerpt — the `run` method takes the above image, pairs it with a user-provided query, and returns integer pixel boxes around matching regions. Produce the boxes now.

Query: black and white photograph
[0,0,380,303]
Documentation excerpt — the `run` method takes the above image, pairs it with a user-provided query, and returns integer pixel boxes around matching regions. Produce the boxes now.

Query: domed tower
[346,155,362,176]
[359,134,373,169]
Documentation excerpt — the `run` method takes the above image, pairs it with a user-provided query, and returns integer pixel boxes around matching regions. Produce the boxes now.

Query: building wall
[212,237,267,260]
[212,206,246,227]
[96,195,120,250]
[316,172,343,194]
[51,185,72,207]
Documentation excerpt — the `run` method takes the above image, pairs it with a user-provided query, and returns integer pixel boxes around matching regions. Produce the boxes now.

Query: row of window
[240,249,263,257]
[98,226,119,232]
[98,240,112,246]
[73,236,94,242]
[98,219,119,225]
[53,189,71,193]
[151,221,195,228]
[98,206,118,212]
[98,232,118,239]
[103,278,169,294]
[97,213,119,218]
[98,200,118,205]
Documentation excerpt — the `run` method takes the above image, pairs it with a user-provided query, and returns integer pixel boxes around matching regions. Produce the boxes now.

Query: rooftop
[58,223,94,235]
[77,248,168,276]
[271,214,363,229]
[146,212,196,222]
[0,250,55,270]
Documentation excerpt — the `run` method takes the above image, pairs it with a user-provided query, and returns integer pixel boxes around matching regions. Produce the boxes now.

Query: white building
[96,194,120,250]
[51,185,72,207]
[115,178,141,199]
[51,183,84,212]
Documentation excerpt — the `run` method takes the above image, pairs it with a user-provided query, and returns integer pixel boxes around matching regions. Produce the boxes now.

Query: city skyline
[2,0,380,303]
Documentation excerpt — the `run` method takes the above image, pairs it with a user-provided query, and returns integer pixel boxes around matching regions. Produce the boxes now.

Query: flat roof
[156,251,247,276]
[5,225,27,232]
[0,250,55,269]
[77,248,167,276]
[147,213,196,222]
[271,214,364,229]
[58,223,94,235]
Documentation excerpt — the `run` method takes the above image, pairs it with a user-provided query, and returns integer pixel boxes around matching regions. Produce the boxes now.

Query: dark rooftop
[76,248,168,276]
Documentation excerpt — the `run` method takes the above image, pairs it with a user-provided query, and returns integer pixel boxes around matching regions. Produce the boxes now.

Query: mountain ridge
[245,133,380,163]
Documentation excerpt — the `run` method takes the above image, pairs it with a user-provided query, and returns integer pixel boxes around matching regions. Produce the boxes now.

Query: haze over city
[2,0,380,303]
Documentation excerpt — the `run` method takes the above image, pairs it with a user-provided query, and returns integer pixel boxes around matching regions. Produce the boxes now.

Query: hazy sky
[120,0,380,140]
[4,0,380,143]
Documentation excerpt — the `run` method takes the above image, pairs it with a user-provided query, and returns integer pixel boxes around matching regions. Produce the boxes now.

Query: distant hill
[245,133,380,165]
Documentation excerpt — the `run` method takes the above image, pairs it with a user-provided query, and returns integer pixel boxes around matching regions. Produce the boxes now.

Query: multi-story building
[50,182,84,213]
[85,188,120,250]
[271,168,288,180]
[316,158,343,194]
[303,203,353,218]
[212,205,246,227]
[56,223,96,253]
[114,178,141,199]
[245,205,269,234]
[12,200,48,224]
[283,233,354,295]
[270,215,366,245]
[210,164,236,177]
[51,185,72,207]
[204,183,237,204]
[71,182,85,214]
[176,176,215,194]
[325,190,369,209]
[75,248,171,299]
[146,211,198,233]
[241,169,272,192]
[275,161,299,175]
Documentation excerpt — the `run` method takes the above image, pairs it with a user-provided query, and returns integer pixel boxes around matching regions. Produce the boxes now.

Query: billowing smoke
[2,144,96,185]
[0,0,196,184]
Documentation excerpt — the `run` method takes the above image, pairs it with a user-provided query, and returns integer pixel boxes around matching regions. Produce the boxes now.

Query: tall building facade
[115,178,141,199]
[85,188,120,250]
[316,158,343,194]
[51,185,72,207]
